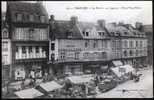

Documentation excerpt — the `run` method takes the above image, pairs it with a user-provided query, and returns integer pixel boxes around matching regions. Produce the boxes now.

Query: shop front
[64,64,83,76]
[13,61,48,81]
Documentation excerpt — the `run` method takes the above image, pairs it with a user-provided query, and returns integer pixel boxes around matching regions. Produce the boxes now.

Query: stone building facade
[6,2,49,80]
[48,16,111,76]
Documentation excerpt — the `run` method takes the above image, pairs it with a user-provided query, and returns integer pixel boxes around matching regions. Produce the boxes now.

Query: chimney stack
[97,20,106,28]
[70,16,78,25]
[111,22,117,27]
[135,22,142,30]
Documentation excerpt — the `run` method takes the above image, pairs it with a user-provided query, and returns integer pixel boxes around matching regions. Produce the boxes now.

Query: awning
[101,65,108,70]
[112,60,123,66]
[14,88,44,98]
[39,81,63,92]
[111,64,134,77]
[67,75,94,84]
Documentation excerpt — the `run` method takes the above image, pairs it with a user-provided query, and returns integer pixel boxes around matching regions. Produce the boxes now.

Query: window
[2,42,8,51]
[75,52,79,60]
[85,41,88,48]
[86,32,89,36]
[22,46,26,53]
[102,52,107,59]
[124,40,128,48]
[130,50,133,56]
[36,46,39,53]
[136,50,138,56]
[51,53,55,61]
[124,32,128,35]
[16,13,22,21]
[60,52,65,59]
[29,28,34,40]
[29,46,32,53]
[16,46,19,52]
[140,41,143,47]
[102,40,104,48]
[2,55,8,65]
[124,50,127,57]
[42,46,46,52]
[2,29,8,38]
[93,40,97,48]
[51,43,55,50]
[83,52,89,59]
[29,15,34,22]
[136,41,138,47]
[129,41,133,48]
[104,40,107,48]
[82,31,85,36]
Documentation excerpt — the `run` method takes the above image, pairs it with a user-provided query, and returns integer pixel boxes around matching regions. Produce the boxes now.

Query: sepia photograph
[1,0,153,98]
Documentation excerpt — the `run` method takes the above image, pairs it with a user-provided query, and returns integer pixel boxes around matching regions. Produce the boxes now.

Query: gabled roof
[8,2,46,15]
[51,20,82,39]
[105,23,146,38]
[77,22,109,39]
[7,2,48,24]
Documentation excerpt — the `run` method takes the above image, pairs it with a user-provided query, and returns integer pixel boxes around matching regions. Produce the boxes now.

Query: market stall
[65,75,96,97]
[14,88,44,98]
[111,64,135,84]
[36,81,63,98]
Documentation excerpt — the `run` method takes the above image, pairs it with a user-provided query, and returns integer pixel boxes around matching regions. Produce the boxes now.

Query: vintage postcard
[1,1,153,98]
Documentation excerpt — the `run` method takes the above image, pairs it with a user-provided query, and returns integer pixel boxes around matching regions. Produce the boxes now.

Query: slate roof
[7,2,48,23]
[8,2,46,15]
[77,22,108,39]
[105,23,146,38]
[51,20,82,39]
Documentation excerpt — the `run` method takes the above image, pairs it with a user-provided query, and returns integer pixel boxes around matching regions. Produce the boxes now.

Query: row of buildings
[1,2,149,82]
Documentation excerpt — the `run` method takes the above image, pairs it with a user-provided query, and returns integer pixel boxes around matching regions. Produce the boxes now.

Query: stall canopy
[112,60,123,67]
[39,81,63,92]
[14,88,44,98]
[111,64,134,77]
[67,75,94,84]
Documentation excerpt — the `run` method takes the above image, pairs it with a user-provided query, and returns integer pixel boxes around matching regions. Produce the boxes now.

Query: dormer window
[16,13,22,21]
[2,29,8,38]
[67,31,73,38]
[29,14,34,22]
[86,32,89,36]
[98,32,104,36]
[111,32,114,36]
[124,32,128,35]
[83,31,85,36]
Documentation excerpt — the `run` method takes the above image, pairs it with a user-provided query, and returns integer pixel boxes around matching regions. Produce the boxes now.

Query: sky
[1,1,152,26]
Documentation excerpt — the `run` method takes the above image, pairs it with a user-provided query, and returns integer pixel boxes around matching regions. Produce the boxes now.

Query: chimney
[135,22,142,30]
[70,16,78,25]
[125,24,132,30]
[111,22,117,27]
[118,22,124,26]
[97,20,106,28]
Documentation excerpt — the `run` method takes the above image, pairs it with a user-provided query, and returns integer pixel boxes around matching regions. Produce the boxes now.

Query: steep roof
[105,23,146,38]
[8,2,46,15]
[7,2,48,24]
[51,20,82,39]
[77,22,109,39]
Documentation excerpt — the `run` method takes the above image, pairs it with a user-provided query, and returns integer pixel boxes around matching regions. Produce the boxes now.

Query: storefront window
[29,46,32,53]
[36,46,39,53]
[22,46,26,53]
